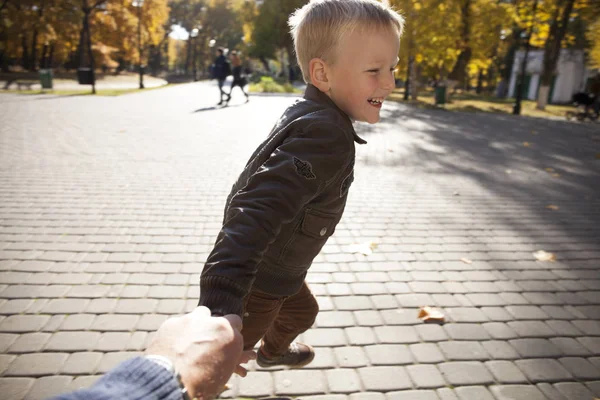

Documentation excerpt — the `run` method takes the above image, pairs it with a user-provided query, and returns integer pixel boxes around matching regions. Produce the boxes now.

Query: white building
[508,49,592,104]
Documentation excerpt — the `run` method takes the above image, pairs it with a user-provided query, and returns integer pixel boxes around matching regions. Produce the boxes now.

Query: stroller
[566,92,599,122]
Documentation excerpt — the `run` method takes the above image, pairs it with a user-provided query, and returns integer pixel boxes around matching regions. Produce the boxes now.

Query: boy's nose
[381,72,395,90]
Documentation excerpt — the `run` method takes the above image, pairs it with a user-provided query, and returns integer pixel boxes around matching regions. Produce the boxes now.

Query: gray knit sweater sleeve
[51,357,182,400]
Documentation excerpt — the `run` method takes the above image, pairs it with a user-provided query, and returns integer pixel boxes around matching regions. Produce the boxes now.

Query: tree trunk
[536,0,575,110]
[30,29,38,71]
[404,55,411,101]
[184,39,191,74]
[476,69,484,94]
[82,4,96,94]
[21,35,30,70]
[78,23,85,67]
[448,0,472,84]
[48,43,54,68]
[410,59,418,100]
[259,56,270,72]
[40,44,48,69]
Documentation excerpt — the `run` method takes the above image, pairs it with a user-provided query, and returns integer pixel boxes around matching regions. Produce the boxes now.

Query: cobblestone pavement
[1,81,599,400]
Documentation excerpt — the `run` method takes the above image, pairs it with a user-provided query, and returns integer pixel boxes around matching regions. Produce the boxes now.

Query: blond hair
[288,0,404,83]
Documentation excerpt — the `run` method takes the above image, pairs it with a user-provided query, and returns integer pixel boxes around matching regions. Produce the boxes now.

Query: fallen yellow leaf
[347,241,378,256]
[546,205,559,210]
[552,173,561,178]
[460,257,473,264]
[418,306,445,324]
[523,142,531,147]
[531,130,538,135]
[545,168,555,172]
[596,153,600,159]
[533,250,556,262]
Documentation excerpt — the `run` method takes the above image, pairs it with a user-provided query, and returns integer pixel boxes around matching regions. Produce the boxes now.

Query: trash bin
[77,68,94,85]
[435,86,446,105]
[39,69,53,89]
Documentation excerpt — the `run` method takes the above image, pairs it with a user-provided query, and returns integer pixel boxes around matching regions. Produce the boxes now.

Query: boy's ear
[308,58,330,92]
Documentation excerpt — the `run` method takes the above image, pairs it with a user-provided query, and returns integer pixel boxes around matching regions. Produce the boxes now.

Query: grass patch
[1,84,170,97]
[249,76,301,94]
[389,89,573,120]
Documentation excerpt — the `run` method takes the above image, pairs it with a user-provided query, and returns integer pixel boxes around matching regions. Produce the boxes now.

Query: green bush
[249,76,300,93]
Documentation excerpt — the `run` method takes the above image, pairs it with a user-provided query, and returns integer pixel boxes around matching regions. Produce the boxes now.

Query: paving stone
[65,375,102,392]
[85,298,117,313]
[60,314,96,330]
[316,296,334,311]
[0,378,35,400]
[0,354,15,375]
[499,293,530,305]
[507,321,556,338]
[454,386,494,400]
[541,306,577,320]
[536,383,569,400]
[577,305,600,319]
[350,393,385,400]
[558,357,600,380]
[369,295,399,309]
[67,285,111,298]
[238,371,273,398]
[438,362,494,386]
[298,396,348,400]
[395,294,434,308]
[444,323,490,340]
[351,282,387,295]
[0,333,17,352]
[327,283,352,296]
[522,292,562,305]
[24,375,73,400]
[0,315,50,333]
[407,364,446,389]
[586,381,600,397]
[303,328,346,347]
[97,352,141,373]
[45,331,101,353]
[0,299,35,314]
[345,327,377,345]
[579,337,600,355]
[483,323,518,340]
[41,299,90,314]
[590,357,600,370]
[572,320,600,335]
[326,369,362,393]
[333,346,368,367]
[465,294,505,307]
[505,306,549,320]
[6,353,68,376]
[61,352,103,375]
[89,314,140,332]
[509,338,563,358]
[374,326,419,344]
[544,320,582,337]
[444,308,488,323]
[436,388,459,400]
[554,382,596,400]
[386,390,440,400]
[95,332,131,351]
[41,315,66,332]
[431,294,463,307]
[484,361,528,383]
[365,344,413,365]
[354,310,383,326]
[439,341,490,361]
[481,307,514,322]
[490,385,547,400]
[317,311,356,328]
[7,332,51,353]
[333,296,372,310]
[549,337,592,356]
[274,370,326,395]
[114,299,158,314]
[359,366,412,391]
[515,359,573,382]
[409,343,445,363]
[380,309,420,325]
[306,347,336,369]
[481,341,520,360]
[415,325,449,342]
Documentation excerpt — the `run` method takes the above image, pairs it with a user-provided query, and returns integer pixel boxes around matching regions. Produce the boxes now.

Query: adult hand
[146,306,256,400]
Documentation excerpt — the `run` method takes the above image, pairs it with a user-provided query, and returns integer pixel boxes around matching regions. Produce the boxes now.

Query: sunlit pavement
[0,81,599,399]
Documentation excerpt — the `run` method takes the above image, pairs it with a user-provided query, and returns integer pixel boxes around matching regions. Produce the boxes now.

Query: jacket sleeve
[51,357,182,400]
[200,121,353,316]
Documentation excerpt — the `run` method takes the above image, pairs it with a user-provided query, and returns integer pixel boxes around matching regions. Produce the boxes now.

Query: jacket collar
[304,84,367,145]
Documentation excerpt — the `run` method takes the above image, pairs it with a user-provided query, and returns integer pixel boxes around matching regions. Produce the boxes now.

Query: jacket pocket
[279,208,338,270]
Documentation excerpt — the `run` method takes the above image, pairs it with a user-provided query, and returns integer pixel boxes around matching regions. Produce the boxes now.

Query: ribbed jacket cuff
[199,275,246,317]
[94,357,181,400]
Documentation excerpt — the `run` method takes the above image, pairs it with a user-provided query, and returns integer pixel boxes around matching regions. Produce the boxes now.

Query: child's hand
[234,349,257,377]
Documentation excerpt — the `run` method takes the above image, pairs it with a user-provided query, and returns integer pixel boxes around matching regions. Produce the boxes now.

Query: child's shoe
[256,342,315,368]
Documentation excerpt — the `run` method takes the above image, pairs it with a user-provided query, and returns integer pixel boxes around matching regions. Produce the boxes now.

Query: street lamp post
[191,27,199,81]
[133,0,144,89]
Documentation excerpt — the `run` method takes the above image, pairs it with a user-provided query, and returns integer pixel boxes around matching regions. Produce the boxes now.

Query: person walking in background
[212,47,231,105]
[226,50,250,104]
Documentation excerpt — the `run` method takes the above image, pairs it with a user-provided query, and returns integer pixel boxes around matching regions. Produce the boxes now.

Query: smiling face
[325,27,400,124]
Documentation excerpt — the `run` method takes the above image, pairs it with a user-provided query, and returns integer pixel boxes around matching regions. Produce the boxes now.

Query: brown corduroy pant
[241,281,319,357]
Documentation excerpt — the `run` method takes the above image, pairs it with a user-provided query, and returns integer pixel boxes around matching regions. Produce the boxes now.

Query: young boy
[199,0,403,368]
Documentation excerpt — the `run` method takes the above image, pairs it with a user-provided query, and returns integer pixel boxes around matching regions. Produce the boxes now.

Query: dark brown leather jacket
[199,84,367,317]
